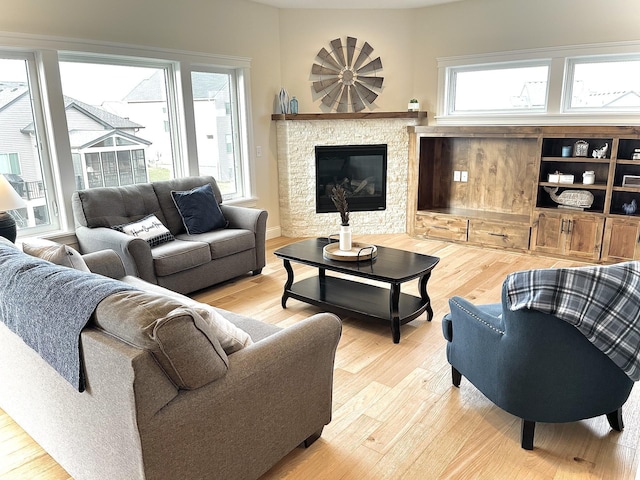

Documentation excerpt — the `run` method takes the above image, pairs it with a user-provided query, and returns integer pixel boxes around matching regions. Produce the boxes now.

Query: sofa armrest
[138,312,342,480]
[220,204,268,270]
[75,225,157,283]
[82,249,126,279]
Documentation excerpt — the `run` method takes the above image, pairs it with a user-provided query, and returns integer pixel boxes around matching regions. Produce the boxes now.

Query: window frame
[563,53,640,113]
[0,32,255,239]
[444,59,551,116]
[437,40,640,126]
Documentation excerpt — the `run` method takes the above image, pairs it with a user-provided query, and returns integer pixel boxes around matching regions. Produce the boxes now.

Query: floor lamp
[0,175,27,243]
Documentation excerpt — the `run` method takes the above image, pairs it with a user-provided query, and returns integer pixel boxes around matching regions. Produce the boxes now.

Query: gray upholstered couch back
[72,176,224,236]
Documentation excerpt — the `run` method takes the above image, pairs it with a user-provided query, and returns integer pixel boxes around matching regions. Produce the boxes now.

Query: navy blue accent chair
[442,282,634,450]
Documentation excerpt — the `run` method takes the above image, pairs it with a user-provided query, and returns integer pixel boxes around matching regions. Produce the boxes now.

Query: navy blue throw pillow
[171,183,228,235]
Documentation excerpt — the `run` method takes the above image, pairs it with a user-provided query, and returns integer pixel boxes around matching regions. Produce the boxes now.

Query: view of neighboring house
[0,71,234,229]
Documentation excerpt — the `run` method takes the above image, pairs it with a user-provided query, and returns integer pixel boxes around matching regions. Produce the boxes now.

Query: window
[59,60,176,187]
[0,153,21,174]
[191,70,244,198]
[0,56,57,233]
[0,33,253,238]
[445,61,550,115]
[566,56,640,111]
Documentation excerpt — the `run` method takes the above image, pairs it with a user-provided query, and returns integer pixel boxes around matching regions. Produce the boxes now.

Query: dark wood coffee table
[274,238,440,343]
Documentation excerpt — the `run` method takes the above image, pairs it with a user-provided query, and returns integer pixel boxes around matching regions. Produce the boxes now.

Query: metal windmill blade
[316,47,343,72]
[346,37,357,68]
[353,81,378,104]
[330,38,347,69]
[349,85,366,112]
[352,42,374,71]
[312,64,340,76]
[357,76,384,89]
[356,57,383,75]
[322,82,343,108]
[337,86,350,113]
[313,77,340,94]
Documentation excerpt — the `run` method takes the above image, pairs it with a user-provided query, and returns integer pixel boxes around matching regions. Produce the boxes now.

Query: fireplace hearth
[315,144,387,214]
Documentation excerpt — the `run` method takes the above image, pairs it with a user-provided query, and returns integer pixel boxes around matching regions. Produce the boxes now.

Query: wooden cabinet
[408,126,640,262]
[414,211,467,242]
[467,219,530,250]
[531,211,604,260]
[601,218,640,261]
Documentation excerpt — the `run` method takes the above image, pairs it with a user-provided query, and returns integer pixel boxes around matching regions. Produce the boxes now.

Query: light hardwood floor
[2,234,639,479]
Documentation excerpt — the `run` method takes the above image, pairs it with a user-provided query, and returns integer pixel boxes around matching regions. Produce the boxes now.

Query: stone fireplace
[274,113,424,237]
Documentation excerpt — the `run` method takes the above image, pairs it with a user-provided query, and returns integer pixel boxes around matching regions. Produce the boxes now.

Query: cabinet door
[564,215,604,260]
[532,211,604,260]
[531,212,563,255]
[601,218,640,262]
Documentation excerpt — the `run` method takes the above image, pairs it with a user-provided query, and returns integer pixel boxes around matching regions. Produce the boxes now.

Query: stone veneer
[275,117,422,237]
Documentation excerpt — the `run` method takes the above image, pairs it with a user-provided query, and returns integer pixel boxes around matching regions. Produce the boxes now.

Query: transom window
[566,56,640,111]
[438,42,640,124]
[447,61,549,114]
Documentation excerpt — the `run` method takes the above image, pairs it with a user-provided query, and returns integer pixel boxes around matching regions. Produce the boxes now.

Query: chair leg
[452,366,461,387]
[521,419,535,450]
[606,408,624,432]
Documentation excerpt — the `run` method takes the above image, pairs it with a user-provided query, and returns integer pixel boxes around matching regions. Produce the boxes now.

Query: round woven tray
[323,242,378,262]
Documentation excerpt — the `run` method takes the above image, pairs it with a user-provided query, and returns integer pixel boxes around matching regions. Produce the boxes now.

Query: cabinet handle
[431,225,447,230]
[567,220,572,233]
[488,232,507,238]
[561,219,566,233]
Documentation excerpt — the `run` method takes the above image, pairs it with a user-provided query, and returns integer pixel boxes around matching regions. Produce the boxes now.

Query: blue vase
[289,96,299,114]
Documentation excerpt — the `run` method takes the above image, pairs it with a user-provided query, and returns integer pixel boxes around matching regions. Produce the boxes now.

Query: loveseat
[72,176,267,294]
[0,238,342,480]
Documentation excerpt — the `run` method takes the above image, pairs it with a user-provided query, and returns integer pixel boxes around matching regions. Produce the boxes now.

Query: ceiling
[249,0,463,9]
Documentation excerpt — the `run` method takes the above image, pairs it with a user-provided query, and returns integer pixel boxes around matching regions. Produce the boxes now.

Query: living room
[1,0,640,478]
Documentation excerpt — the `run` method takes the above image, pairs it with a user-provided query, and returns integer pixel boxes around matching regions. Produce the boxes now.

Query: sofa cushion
[171,183,228,235]
[22,238,91,272]
[72,183,165,228]
[176,229,255,260]
[151,239,211,277]
[94,290,233,390]
[112,214,175,247]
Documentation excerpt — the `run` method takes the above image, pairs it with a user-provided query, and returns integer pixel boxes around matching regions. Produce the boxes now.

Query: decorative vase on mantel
[278,88,289,114]
[339,224,352,251]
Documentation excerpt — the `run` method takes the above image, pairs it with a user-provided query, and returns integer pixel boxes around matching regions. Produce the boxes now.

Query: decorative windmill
[311,36,384,113]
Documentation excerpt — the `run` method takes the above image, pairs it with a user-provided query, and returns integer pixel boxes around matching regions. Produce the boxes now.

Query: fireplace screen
[315,144,387,213]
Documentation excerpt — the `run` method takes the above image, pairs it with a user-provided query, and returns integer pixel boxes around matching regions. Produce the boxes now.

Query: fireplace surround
[273,113,425,237]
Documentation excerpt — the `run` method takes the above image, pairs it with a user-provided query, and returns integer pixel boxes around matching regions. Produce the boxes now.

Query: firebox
[315,144,387,214]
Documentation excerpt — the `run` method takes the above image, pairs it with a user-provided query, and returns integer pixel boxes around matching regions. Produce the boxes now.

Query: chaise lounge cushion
[94,289,243,390]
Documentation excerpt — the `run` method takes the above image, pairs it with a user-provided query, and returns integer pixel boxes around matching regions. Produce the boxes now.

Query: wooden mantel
[271,111,427,121]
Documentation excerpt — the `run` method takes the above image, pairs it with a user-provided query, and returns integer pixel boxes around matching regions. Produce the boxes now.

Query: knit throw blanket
[505,261,640,381]
[0,244,133,391]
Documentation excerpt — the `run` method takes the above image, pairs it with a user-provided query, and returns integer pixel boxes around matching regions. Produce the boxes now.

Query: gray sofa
[72,176,267,294]
[0,239,342,480]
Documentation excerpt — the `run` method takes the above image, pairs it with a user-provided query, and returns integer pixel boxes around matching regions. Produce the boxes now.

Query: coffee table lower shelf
[283,276,428,340]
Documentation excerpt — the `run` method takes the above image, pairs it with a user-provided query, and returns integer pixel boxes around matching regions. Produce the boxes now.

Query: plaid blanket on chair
[505,261,640,381]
